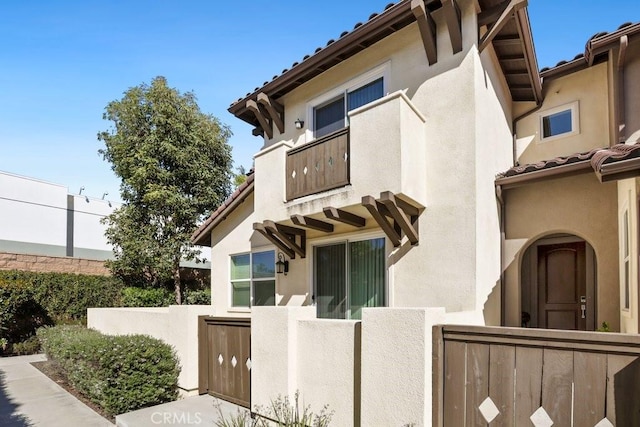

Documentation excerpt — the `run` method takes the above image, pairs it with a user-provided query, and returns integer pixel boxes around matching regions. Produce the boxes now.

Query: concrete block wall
[0,252,110,275]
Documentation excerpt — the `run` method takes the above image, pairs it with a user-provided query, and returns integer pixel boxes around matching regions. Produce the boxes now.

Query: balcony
[285,127,349,201]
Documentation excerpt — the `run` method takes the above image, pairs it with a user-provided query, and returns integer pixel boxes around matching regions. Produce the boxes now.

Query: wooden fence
[433,325,640,426]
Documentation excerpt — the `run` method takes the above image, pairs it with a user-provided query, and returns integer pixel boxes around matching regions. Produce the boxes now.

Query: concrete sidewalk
[0,354,113,427]
[116,394,249,427]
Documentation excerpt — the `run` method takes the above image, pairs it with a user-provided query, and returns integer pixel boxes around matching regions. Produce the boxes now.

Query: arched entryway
[520,234,597,330]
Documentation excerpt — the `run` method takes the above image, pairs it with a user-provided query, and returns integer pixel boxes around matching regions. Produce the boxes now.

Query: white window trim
[538,100,580,142]
[620,200,631,314]
[228,247,276,310]
[309,231,389,319]
[304,61,390,142]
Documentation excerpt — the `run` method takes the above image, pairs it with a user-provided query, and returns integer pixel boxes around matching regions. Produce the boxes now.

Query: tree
[98,76,232,304]
[233,165,248,188]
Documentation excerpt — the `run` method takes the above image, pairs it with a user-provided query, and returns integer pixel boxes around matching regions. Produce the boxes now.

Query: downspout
[617,35,628,143]
[496,184,505,325]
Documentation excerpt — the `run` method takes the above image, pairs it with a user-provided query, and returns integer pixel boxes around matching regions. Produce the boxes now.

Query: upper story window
[309,62,389,139]
[539,101,580,141]
[314,78,384,138]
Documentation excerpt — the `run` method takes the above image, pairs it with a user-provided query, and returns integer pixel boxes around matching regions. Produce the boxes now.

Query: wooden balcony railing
[285,127,350,201]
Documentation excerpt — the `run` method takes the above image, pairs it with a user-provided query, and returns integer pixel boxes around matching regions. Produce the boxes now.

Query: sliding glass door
[314,237,385,320]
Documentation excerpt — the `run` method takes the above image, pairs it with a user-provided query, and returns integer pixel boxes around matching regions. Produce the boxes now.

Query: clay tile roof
[496,142,640,187]
[191,172,255,247]
[541,21,640,79]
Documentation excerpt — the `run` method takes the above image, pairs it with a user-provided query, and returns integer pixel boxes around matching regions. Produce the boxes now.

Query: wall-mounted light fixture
[276,252,289,275]
[294,119,304,129]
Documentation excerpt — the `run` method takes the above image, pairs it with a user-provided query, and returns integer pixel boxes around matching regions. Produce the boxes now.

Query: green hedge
[0,270,123,347]
[38,325,180,416]
[121,287,174,307]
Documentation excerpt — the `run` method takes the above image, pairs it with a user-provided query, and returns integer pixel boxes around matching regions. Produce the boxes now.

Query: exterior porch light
[294,118,304,129]
[276,252,289,275]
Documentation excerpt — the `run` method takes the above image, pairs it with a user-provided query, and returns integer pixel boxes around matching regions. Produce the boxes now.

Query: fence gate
[433,325,640,426]
[198,316,251,407]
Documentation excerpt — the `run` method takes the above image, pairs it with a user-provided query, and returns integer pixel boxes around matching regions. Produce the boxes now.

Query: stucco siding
[515,63,610,165]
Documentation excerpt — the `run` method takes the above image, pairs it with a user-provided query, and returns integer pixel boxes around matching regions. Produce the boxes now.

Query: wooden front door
[538,242,587,330]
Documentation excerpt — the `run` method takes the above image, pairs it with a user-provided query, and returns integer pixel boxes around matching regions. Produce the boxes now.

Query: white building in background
[0,170,209,275]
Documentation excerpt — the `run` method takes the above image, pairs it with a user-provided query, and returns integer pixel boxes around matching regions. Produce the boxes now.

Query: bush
[0,270,123,353]
[38,325,180,416]
[184,288,211,305]
[121,287,174,307]
[0,270,123,323]
[12,336,41,355]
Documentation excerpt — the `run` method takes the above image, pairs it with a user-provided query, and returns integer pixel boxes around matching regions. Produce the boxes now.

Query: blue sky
[1,1,638,202]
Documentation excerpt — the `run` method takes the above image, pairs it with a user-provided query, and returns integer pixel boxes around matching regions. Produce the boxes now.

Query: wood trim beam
[264,220,306,258]
[479,0,527,53]
[477,1,510,27]
[379,192,419,245]
[442,0,462,54]
[253,223,295,259]
[323,207,366,228]
[411,0,437,65]
[246,100,273,139]
[291,215,334,233]
[362,196,402,247]
[257,93,285,134]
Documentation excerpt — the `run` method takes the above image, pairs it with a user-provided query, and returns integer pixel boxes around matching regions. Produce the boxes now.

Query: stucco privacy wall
[253,306,483,426]
[360,308,445,427]
[87,305,214,394]
[296,319,360,427]
[618,178,639,333]
[503,173,619,330]
[251,307,315,411]
[515,63,610,165]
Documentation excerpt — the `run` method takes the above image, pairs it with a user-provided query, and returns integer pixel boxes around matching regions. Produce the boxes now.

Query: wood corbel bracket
[362,192,422,247]
[478,0,527,53]
[442,0,462,54]
[411,0,437,65]
[246,99,273,139]
[257,93,285,134]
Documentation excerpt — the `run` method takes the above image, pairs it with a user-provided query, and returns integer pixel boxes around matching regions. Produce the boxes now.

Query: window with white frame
[539,101,579,141]
[230,250,275,307]
[309,63,389,139]
[622,209,631,311]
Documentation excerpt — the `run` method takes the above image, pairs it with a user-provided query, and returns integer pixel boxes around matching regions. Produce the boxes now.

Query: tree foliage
[98,76,232,303]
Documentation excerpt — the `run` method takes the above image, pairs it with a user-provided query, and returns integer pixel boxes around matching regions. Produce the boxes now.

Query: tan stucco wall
[503,173,619,330]
[516,63,610,165]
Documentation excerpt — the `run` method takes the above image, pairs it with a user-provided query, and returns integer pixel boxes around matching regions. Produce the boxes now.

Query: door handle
[581,304,586,319]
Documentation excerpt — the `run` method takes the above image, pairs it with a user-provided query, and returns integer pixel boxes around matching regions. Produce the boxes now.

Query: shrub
[184,288,211,305]
[0,278,53,344]
[121,287,174,307]
[0,270,123,324]
[38,325,180,416]
[12,336,41,355]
